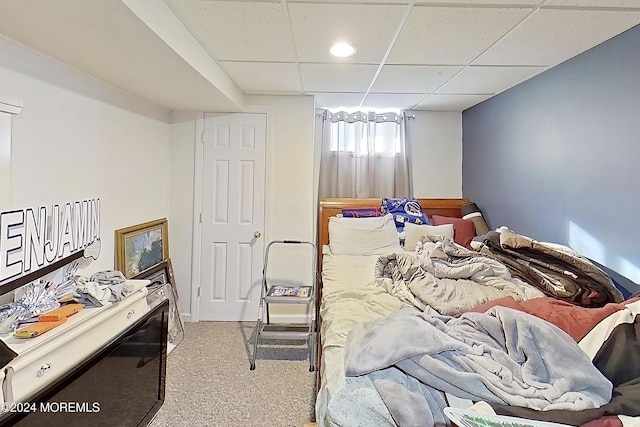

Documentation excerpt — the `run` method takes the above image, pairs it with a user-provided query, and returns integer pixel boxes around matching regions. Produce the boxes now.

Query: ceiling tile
[219,61,302,92]
[311,92,367,109]
[371,65,464,93]
[438,65,547,94]
[3,0,637,113]
[414,94,493,111]
[300,63,378,92]
[164,0,295,62]
[545,0,640,7]
[475,9,640,66]
[362,93,429,110]
[388,6,532,65]
[288,2,407,63]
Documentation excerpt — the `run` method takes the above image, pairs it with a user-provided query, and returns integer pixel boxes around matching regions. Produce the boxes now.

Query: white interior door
[199,113,266,321]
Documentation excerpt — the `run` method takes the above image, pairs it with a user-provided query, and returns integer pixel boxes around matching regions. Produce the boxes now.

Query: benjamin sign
[0,199,100,286]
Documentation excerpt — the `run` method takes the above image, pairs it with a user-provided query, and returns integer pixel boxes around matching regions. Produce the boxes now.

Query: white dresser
[0,280,151,405]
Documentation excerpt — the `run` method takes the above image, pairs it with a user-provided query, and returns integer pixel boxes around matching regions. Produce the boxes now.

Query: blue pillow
[381,198,430,229]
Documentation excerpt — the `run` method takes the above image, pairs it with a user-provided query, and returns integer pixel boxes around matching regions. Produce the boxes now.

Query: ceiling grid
[0,0,638,111]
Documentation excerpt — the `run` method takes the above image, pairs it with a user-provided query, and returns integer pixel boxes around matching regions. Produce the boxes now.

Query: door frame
[190,109,271,322]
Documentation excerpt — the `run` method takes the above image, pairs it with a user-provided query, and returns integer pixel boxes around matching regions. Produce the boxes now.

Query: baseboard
[268,313,311,324]
[181,313,309,323]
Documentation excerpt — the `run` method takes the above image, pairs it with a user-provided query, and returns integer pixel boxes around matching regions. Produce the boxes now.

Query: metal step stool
[249,240,317,371]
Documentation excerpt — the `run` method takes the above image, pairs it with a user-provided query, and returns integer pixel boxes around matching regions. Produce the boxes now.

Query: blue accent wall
[462,24,640,286]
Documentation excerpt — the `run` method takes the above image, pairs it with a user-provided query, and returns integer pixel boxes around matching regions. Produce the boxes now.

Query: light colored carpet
[149,321,316,427]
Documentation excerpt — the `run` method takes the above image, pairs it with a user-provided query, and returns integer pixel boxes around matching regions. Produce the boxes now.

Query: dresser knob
[127,310,135,319]
[36,363,52,378]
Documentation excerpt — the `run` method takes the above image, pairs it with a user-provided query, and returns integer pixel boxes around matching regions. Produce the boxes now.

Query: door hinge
[201,131,205,143]
[197,287,201,297]
[199,212,203,223]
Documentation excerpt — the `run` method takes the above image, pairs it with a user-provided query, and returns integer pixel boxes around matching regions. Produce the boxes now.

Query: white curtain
[318,110,411,199]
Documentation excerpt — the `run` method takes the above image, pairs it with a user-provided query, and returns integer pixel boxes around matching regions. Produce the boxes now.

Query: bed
[314,197,640,427]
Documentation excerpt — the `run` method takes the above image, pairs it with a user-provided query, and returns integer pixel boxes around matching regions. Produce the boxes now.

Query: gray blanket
[345,306,612,427]
[375,237,544,315]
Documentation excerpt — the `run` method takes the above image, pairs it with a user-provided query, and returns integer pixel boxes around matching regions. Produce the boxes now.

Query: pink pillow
[519,298,628,342]
[467,296,628,342]
[431,215,476,249]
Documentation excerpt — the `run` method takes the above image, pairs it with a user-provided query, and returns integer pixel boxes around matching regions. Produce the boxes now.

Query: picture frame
[133,258,185,353]
[131,258,176,293]
[115,218,169,278]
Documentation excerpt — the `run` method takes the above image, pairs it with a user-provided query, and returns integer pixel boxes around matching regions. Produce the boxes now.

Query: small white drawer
[3,289,149,403]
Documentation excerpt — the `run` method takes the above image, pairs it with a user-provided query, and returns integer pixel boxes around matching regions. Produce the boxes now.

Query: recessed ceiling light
[330,42,356,58]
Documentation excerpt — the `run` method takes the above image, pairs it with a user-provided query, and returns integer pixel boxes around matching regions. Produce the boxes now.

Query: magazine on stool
[266,285,312,302]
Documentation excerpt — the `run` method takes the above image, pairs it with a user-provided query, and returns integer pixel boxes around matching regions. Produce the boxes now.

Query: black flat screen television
[1,299,169,427]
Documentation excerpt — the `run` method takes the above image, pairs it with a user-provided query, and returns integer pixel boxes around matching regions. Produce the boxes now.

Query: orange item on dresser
[38,303,84,322]
[14,319,67,339]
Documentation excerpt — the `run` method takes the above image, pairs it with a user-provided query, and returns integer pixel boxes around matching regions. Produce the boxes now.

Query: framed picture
[133,258,185,353]
[115,218,169,278]
[131,258,175,291]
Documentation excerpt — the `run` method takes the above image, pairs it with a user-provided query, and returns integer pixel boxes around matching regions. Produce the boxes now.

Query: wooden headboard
[317,197,469,270]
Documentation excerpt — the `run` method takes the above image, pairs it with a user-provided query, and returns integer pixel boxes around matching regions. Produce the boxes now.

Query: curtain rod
[315,112,416,119]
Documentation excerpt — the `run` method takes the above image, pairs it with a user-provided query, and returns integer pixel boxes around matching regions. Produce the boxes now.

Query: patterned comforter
[477,229,623,307]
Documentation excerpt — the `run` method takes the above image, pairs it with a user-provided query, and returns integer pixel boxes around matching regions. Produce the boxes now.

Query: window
[318,110,411,198]
[328,120,402,156]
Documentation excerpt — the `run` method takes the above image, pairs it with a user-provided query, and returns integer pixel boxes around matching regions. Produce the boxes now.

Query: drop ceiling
[0,0,639,112]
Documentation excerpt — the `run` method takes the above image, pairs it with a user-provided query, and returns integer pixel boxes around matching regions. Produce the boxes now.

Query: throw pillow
[431,215,476,249]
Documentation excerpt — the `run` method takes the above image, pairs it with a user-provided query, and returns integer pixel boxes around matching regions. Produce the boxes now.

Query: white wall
[407,111,462,198]
[169,95,316,321]
[245,96,316,244]
[246,96,316,321]
[0,112,10,209]
[168,111,198,319]
[0,35,460,321]
[0,36,171,275]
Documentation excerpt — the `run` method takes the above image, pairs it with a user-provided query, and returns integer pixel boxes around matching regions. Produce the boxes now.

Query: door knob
[254,231,262,238]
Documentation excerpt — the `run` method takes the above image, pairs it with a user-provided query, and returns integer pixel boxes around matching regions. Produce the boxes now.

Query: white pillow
[404,222,454,251]
[328,214,402,256]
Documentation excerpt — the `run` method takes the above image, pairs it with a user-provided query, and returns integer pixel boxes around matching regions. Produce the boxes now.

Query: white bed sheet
[315,249,409,426]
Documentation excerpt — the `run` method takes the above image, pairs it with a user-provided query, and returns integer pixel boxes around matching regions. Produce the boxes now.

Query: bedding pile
[472,297,640,426]
[374,236,544,315]
[477,229,623,307]
[344,306,613,427]
[318,203,637,427]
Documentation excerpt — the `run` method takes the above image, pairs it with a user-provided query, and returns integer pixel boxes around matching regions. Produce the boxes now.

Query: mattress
[315,249,407,427]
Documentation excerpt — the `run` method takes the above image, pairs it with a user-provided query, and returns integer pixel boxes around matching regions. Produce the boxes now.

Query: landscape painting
[115,218,169,278]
